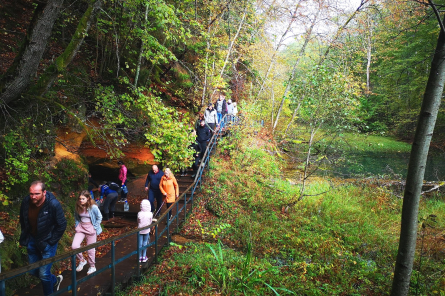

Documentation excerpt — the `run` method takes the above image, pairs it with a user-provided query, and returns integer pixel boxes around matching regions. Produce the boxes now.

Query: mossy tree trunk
[390,13,445,296]
[0,0,64,105]
[32,0,102,96]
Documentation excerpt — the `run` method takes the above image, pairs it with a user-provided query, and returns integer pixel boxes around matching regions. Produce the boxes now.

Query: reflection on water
[284,151,445,181]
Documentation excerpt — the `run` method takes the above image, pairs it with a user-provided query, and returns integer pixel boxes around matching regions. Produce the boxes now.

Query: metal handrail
[0,114,235,296]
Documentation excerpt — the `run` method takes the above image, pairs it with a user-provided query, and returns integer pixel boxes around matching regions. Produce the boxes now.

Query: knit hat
[228,99,232,103]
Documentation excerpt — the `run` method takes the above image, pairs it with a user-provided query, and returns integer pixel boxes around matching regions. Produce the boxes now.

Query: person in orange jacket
[159,168,179,221]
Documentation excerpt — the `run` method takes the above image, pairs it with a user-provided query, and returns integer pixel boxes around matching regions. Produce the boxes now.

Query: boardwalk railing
[0,115,236,296]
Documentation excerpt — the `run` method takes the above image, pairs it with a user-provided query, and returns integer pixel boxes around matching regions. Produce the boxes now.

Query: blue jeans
[27,237,58,296]
[120,180,128,200]
[217,113,225,128]
[138,233,150,258]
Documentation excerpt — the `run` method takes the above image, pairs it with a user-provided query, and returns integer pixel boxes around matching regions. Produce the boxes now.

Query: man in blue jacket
[145,165,164,216]
[99,182,119,221]
[19,181,67,295]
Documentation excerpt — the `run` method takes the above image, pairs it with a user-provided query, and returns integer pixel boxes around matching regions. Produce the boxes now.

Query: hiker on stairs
[145,165,165,217]
[196,120,211,160]
[72,190,102,276]
[137,199,156,263]
[159,168,179,221]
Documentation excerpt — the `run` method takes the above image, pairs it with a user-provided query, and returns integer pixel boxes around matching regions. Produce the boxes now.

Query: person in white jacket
[226,99,234,123]
[204,103,218,132]
[138,199,156,262]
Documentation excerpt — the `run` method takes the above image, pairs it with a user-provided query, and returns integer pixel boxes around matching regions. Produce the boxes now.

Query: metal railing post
[136,233,141,277]
[111,241,116,296]
[176,202,179,233]
[0,254,4,296]
[167,211,171,244]
[154,225,158,264]
[184,193,187,222]
[71,255,77,296]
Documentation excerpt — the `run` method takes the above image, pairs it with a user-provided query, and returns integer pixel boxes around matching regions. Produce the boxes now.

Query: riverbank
[119,126,445,295]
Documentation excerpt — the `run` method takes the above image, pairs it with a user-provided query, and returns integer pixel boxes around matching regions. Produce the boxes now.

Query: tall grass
[121,127,445,295]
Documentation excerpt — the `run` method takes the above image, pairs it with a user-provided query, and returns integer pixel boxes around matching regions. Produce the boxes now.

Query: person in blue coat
[19,181,67,295]
[99,182,119,221]
[145,165,164,216]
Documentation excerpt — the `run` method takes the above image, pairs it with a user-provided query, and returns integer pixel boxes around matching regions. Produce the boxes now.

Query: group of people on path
[19,165,179,295]
[194,93,239,167]
[202,92,238,132]
[17,97,239,295]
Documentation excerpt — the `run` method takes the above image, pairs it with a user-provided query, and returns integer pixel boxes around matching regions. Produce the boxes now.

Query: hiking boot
[76,260,87,272]
[54,275,63,291]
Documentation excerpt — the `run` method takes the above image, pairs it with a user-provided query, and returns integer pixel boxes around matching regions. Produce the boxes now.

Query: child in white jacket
[138,199,156,262]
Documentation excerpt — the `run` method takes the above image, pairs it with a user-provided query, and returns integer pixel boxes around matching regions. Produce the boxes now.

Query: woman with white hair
[159,168,179,221]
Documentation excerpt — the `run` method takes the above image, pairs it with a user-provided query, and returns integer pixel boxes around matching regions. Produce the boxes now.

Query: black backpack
[108,182,121,192]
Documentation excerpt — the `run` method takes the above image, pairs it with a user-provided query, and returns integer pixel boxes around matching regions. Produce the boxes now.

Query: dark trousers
[166,202,173,219]
[197,141,208,159]
[149,189,163,214]
[207,123,216,133]
[103,192,118,214]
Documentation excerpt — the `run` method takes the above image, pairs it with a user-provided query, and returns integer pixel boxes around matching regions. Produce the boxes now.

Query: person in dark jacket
[145,165,165,216]
[19,181,67,295]
[196,120,211,159]
[191,139,202,178]
[194,113,204,131]
[99,182,119,221]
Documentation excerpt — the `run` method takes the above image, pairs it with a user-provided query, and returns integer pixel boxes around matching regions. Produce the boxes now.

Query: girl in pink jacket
[137,199,155,262]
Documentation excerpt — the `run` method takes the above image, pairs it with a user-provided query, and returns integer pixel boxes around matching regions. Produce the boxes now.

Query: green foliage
[290,64,361,130]
[196,219,231,239]
[0,118,56,203]
[94,83,195,170]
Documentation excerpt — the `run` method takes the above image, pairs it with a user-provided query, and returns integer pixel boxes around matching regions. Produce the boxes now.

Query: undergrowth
[121,124,445,295]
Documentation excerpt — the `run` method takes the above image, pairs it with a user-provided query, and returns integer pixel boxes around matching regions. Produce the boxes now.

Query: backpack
[108,182,121,191]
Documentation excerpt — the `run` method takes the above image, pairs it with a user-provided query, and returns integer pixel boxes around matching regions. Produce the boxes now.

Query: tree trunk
[272,8,319,132]
[390,14,445,296]
[255,2,301,100]
[365,16,372,94]
[319,0,367,65]
[202,23,212,106]
[0,0,64,105]
[219,6,247,78]
[32,0,101,96]
[134,4,149,88]
[283,96,302,136]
